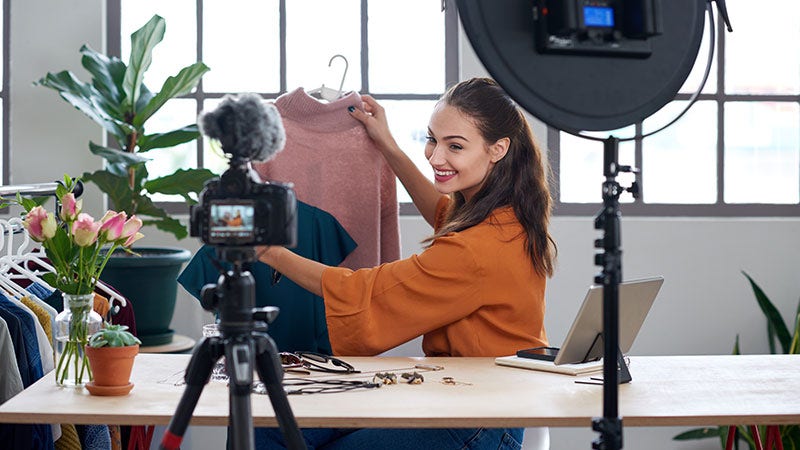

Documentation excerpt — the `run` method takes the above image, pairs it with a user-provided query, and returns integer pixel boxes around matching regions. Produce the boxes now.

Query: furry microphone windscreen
[198,93,286,162]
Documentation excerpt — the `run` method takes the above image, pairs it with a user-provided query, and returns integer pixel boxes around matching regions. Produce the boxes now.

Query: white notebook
[495,355,604,376]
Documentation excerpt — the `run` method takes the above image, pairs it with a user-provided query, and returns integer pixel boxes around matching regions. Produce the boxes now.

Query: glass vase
[54,293,102,387]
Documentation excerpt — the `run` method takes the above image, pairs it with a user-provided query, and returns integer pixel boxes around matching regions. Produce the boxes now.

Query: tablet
[552,276,664,365]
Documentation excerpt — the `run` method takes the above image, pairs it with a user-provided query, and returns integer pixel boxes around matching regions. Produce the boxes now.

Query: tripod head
[200,246,279,336]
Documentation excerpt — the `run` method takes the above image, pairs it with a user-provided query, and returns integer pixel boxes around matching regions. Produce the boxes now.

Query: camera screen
[208,200,256,243]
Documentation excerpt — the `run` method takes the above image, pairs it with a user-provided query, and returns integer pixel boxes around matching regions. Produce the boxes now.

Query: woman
[257,77,556,449]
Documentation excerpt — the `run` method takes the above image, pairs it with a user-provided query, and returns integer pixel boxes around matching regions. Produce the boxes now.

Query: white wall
[10,2,799,449]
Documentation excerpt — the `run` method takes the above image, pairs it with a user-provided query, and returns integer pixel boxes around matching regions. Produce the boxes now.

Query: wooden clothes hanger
[307,54,350,102]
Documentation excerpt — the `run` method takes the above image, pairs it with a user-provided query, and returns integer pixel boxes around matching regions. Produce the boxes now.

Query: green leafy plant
[88,323,142,348]
[36,14,215,239]
[674,271,800,449]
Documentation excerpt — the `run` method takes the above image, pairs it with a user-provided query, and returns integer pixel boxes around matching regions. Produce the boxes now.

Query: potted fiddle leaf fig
[85,323,142,396]
[36,14,213,346]
[36,13,215,239]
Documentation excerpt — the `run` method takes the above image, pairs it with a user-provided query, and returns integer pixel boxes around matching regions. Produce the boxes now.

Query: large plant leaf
[133,62,210,128]
[123,15,165,111]
[133,194,169,219]
[742,271,792,353]
[79,44,126,117]
[82,169,135,214]
[673,427,721,440]
[145,216,188,240]
[37,71,131,139]
[134,84,155,121]
[790,312,800,355]
[133,196,189,239]
[138,125,200,152]
[144,168,216,203]
[89,141,150,167]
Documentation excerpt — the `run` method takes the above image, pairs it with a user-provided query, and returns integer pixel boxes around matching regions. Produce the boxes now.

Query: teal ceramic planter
[99,247,191,346]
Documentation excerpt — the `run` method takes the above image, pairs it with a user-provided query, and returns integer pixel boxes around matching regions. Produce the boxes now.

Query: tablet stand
[575,333,632,386]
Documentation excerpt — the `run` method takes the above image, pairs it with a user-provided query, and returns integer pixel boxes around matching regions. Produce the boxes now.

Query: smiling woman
[255,77,555,449]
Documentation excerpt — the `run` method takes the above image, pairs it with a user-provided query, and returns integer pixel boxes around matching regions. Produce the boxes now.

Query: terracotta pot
[84,345,139,396]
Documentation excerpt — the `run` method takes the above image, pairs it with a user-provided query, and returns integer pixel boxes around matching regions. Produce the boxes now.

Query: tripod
[160,247,307,450]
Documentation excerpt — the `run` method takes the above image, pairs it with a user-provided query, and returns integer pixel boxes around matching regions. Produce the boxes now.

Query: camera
[190,92,297,248]
[190,163,297,247]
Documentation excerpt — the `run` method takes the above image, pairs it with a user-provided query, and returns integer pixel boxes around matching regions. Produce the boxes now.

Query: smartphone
[516,346,560,361]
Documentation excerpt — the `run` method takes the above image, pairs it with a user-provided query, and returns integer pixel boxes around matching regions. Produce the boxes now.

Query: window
[551,0,800,216]
[108,0,458,213]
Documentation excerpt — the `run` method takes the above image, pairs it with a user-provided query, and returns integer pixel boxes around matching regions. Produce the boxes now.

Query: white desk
[0,354,798,428]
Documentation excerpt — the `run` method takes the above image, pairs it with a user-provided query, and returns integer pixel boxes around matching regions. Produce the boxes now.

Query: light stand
[159,248,307,450]
[454,1,726,448]
[591,136,639,449]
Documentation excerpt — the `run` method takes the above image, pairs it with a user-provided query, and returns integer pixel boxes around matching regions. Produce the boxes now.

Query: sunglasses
[279,351,360,374]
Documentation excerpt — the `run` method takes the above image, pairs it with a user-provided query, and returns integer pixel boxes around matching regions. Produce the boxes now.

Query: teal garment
[177,201,356,354]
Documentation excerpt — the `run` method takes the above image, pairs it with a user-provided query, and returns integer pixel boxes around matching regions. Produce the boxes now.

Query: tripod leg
[253,333,307,450]
[160,337,221,450]
[226,338,256,450]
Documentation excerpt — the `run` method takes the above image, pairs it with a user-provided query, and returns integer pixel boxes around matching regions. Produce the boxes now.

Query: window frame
[107,0,459,216]
[550,16,800,217]
[1,0,9,184]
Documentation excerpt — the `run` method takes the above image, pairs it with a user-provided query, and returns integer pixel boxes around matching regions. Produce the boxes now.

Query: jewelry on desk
[440,376,472,386]
[252,378,381,395]
[284,363,444,382]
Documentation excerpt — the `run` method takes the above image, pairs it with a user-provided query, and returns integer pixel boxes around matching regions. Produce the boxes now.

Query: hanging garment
[252,88,400,270]
[178,201,356,354]
[19,297,53,345]
[0,295,43,386]
[0,316,23,404]
[0,304,55,449]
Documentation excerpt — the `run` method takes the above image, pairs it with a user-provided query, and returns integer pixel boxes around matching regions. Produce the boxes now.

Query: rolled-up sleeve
[321,233,485,356]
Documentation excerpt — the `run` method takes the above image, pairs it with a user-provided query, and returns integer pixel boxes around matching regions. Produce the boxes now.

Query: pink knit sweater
[253,88,400,269]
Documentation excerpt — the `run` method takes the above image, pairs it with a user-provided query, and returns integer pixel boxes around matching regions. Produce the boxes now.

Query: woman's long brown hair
[425,78,557,277]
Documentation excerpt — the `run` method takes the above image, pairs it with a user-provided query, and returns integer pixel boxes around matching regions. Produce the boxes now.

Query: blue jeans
[254,427,524,450]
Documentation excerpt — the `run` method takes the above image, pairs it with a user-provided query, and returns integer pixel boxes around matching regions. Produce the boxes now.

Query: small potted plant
[84,323,142,396]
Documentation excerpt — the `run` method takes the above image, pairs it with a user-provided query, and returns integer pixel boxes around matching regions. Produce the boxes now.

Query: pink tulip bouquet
[14,176,144,386]
[20,182,144,296]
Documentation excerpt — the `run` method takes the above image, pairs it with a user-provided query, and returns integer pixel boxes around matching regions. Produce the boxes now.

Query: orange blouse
[321,197,547,357]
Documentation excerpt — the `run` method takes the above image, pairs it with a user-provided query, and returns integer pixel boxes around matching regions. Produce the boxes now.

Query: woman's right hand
[348,95,400,154]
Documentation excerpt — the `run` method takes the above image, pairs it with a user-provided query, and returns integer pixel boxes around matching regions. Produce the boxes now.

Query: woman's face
[425,103,505,201]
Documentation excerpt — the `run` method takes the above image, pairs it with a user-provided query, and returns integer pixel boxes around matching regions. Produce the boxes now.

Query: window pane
[725,0,800,95]
[121,1,196,94]
[143,99,198,202]
[724,102,799,204]
[368,0,445,94]
[381,100,437,203]
[286,0,361,93]
[642,101,717,203]
[203,0,280,92]
[559,128,635,204]
[678,13,715,95]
